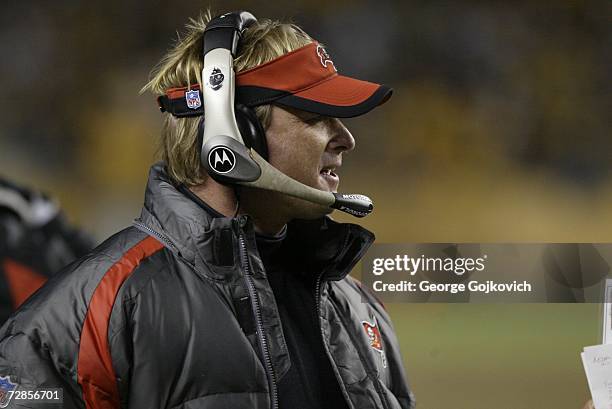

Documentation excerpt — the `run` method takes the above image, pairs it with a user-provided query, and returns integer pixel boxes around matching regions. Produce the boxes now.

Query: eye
[304,114,324,125]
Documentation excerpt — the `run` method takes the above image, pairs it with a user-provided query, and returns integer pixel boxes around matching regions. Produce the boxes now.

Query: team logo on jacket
[362,316,387,368]
[208,67,225,90]
[0,375,17,408]
[316,45,336,71]
[185,89,202,110]
[208,146,236,174]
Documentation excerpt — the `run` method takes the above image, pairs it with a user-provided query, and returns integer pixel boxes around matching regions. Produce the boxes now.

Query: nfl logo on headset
[185,89,201,110]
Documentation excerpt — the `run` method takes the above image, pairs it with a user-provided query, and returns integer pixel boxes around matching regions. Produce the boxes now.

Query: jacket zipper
[133,221,179,253]
[315,274,391,409]
[238,230,278,409]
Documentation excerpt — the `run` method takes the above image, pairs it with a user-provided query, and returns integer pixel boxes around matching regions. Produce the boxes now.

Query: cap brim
[274,75,393,118]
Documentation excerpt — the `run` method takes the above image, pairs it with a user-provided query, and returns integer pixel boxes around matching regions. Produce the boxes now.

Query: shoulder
[8,226,165,322]
[0,227,167,373]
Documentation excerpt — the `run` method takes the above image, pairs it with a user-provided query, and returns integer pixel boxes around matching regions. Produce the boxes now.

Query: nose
[327,119,355,154]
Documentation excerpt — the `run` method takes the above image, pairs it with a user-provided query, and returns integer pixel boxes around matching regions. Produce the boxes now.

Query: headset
[197,11,374,218]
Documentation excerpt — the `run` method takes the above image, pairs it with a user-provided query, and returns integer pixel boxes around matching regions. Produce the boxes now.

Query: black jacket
[0,164,415,409]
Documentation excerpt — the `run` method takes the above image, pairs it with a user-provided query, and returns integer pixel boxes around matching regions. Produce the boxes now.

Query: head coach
[0,10,415,409]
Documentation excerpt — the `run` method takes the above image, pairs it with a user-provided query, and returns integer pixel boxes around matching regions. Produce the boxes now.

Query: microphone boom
[241,150,373,218]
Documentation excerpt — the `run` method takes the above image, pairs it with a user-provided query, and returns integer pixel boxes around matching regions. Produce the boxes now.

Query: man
[0,177,94,322]
[0,10,414,409]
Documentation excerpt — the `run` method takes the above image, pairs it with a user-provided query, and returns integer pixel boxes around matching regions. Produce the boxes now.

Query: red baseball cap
[158,42,392,118]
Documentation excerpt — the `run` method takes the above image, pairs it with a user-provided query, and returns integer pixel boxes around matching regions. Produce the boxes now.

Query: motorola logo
[208,146,236,174]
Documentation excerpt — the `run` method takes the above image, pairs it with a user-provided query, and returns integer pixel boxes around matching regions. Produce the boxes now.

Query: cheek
[266,130,322,180]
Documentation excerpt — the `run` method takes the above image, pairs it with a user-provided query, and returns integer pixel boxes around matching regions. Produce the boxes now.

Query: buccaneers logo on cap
[362,316,387,368]
[316,45,336,71]
[208,67,225,90]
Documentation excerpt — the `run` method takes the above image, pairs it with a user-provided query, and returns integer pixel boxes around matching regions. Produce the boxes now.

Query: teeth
[320,169,337,176]
[320,164,340,176]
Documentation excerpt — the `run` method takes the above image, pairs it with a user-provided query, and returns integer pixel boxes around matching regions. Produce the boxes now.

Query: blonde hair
[142,10,313,185]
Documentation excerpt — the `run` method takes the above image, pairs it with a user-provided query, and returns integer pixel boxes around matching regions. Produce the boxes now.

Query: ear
[235,103,269,160]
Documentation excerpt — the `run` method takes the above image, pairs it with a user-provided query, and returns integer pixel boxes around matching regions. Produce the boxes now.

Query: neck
[189,180,237,217]
[190,182,288,235]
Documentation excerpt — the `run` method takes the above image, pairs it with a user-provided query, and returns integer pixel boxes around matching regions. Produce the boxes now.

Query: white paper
[582,344,612,409]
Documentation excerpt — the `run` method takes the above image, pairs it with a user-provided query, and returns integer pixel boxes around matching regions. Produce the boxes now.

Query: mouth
[319,165,340,191]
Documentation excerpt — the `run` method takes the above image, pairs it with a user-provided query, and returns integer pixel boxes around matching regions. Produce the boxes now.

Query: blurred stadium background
[1,1,610,408]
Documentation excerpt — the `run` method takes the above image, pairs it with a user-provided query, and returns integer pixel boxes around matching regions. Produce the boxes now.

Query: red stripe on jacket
[77,235,164,409]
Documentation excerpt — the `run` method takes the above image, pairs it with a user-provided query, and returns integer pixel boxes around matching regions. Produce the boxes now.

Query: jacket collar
[135,163,375,281]
[280,217,375,280]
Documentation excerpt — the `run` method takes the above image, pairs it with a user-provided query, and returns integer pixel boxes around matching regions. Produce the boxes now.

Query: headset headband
[203,11,256,56]
[198,11,261,183]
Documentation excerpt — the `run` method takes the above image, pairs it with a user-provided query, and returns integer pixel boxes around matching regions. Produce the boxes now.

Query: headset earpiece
[196,104,267,164]
[235,103,268,160]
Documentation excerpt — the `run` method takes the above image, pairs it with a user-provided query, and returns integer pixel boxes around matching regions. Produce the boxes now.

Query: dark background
[1,1,610,407]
